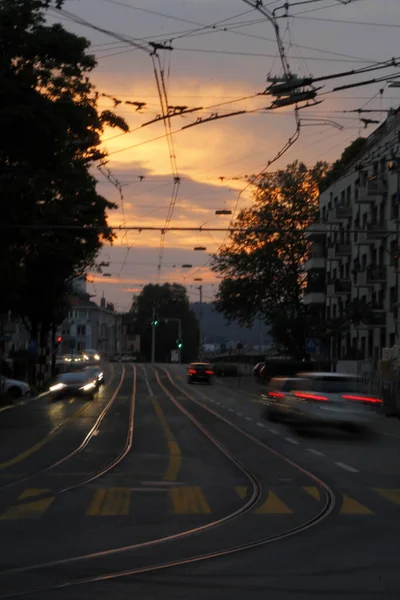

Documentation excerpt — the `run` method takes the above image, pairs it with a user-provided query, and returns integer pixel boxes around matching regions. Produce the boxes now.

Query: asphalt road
[0,362,399,599]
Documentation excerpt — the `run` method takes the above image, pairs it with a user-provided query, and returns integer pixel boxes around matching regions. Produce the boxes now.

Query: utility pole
[151,303,156,364]
[198,285,203,360]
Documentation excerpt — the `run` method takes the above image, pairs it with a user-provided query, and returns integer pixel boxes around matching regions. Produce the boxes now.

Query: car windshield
[58,372,89,383]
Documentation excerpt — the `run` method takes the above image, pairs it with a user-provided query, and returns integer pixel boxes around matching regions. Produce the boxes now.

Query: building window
[391,194,399,221]
[77,325,86,336]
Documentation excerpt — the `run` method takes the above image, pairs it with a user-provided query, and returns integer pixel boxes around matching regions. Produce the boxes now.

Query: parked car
[262,372,381,434]
[48,371,99,399]
[0,376,31,401]
[187,363,214,384]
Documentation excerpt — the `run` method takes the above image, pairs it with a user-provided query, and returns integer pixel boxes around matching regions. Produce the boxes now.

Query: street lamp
[215,209,232,215]
[194,247,207,251]
[103,273,112,277]
[182,264,193,268]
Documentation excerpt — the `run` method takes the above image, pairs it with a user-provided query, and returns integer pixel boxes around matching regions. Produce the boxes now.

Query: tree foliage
[212,161,328,356]
[132,284,199,363]
[320,137,367,192]
[0,0,128,337]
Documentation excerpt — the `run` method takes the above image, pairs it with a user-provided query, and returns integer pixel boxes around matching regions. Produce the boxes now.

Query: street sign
[305,338,319,353]
[28,339,37,354]
[171,349,179,363]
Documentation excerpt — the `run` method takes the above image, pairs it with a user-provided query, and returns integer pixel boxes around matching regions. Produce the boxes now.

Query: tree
[212,161,329,358]
[133,284,199,363]
[0,0,128,380]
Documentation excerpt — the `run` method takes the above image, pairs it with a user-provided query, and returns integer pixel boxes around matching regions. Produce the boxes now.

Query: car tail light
[268,391,284,398]
[205,370,214,375]
[343,394,382,405]
[294,392,328,402]
[188,369,197,374]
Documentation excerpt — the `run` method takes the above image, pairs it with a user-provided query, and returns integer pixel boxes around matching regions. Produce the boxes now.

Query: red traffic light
[57,336,63,344]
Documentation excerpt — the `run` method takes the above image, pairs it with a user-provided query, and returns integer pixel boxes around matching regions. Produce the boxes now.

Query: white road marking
[335,461,359,473]
[285,437,299,445]
[237,412,243,416]
[268,429,279,434]
[256,422,266,428]
[307,449,324,456]
[228,408,235,412]
[245,416,253,421]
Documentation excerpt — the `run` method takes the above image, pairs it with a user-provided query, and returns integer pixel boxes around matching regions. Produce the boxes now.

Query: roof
[296,371,357,378]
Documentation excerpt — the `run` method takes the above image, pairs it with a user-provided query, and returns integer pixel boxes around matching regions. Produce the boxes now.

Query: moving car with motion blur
[187,363,214,384]
[48,371,99,400]
[82,365,105,389]
[261,372,381,435]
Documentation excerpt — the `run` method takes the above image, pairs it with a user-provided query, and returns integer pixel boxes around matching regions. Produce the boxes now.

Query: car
[0,376,31,401]
[187,363,214,384]
[82,349,101,362]
[60,354,85,364]
[264,372,381,434]
[48,371,99,399]
[253,362,265,378]
[83,366,105,388]
[261,377,301,422]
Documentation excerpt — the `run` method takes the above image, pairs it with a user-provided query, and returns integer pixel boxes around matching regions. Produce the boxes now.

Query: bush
[212,363,238,377]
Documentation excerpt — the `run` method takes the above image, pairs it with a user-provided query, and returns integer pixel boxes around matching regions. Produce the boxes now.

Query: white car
[0,377,31,401]
[262,372,381,434]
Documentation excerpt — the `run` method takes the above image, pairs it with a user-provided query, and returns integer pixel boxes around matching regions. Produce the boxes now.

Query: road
[0,362,399,599]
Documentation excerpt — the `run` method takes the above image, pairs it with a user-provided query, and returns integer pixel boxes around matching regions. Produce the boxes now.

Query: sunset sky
[50,0,400,311]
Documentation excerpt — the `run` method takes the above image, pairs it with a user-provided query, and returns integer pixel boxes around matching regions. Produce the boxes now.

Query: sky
[49,0,400,311]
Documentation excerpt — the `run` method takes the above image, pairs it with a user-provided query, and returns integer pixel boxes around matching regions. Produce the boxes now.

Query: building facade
[58,294,122,356]
[304,108,400,364]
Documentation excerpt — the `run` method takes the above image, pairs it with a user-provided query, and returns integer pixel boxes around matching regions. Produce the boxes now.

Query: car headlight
[80,381,96,391]
[49,383,67,392]
[94,354,100,361]
[83,354,89,361]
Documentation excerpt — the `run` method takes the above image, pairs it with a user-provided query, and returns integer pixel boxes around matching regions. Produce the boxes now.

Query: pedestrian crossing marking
[340,494,373,515]
[255,491,292,514]
[0,489,54,520]
[374,488,400,505]
[86,488,130,516]
[303,486,321,501]
[169,486,211,515]
[235,485,247,499]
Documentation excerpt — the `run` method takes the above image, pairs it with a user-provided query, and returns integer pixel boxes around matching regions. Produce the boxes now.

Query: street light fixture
[194,246,207,251]
[194,278,202,281]
[182,264,193,268]
[215,209,232,215]
[103,273,112,277]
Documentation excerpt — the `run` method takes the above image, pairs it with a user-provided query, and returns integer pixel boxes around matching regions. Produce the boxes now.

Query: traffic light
[176,339,183,349]
[152,314,159,326]
[57,336,62,344]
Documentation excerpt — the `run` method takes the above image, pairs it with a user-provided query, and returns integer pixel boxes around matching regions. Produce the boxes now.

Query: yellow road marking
[169,486,211,514]
[86,488,131,516]
[340,494,373,514]
[0,489,54,520]
[255,491,292,514]
[374,488,400,505]
[235,485,247,499]
[303,486,321,501]
[0,402,90,471]
[150,396,181,481]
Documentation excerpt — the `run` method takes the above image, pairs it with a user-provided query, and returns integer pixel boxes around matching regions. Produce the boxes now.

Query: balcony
[366,220,387,240]
[305,221,328,242]
[327,279,351,297]
[355,177,387,204]
[335,243,352,256]
[334,204,352,220]
[366,265,386,283]
[304,252,326,271]
[302,282,326,305]
[362,311,386,328]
